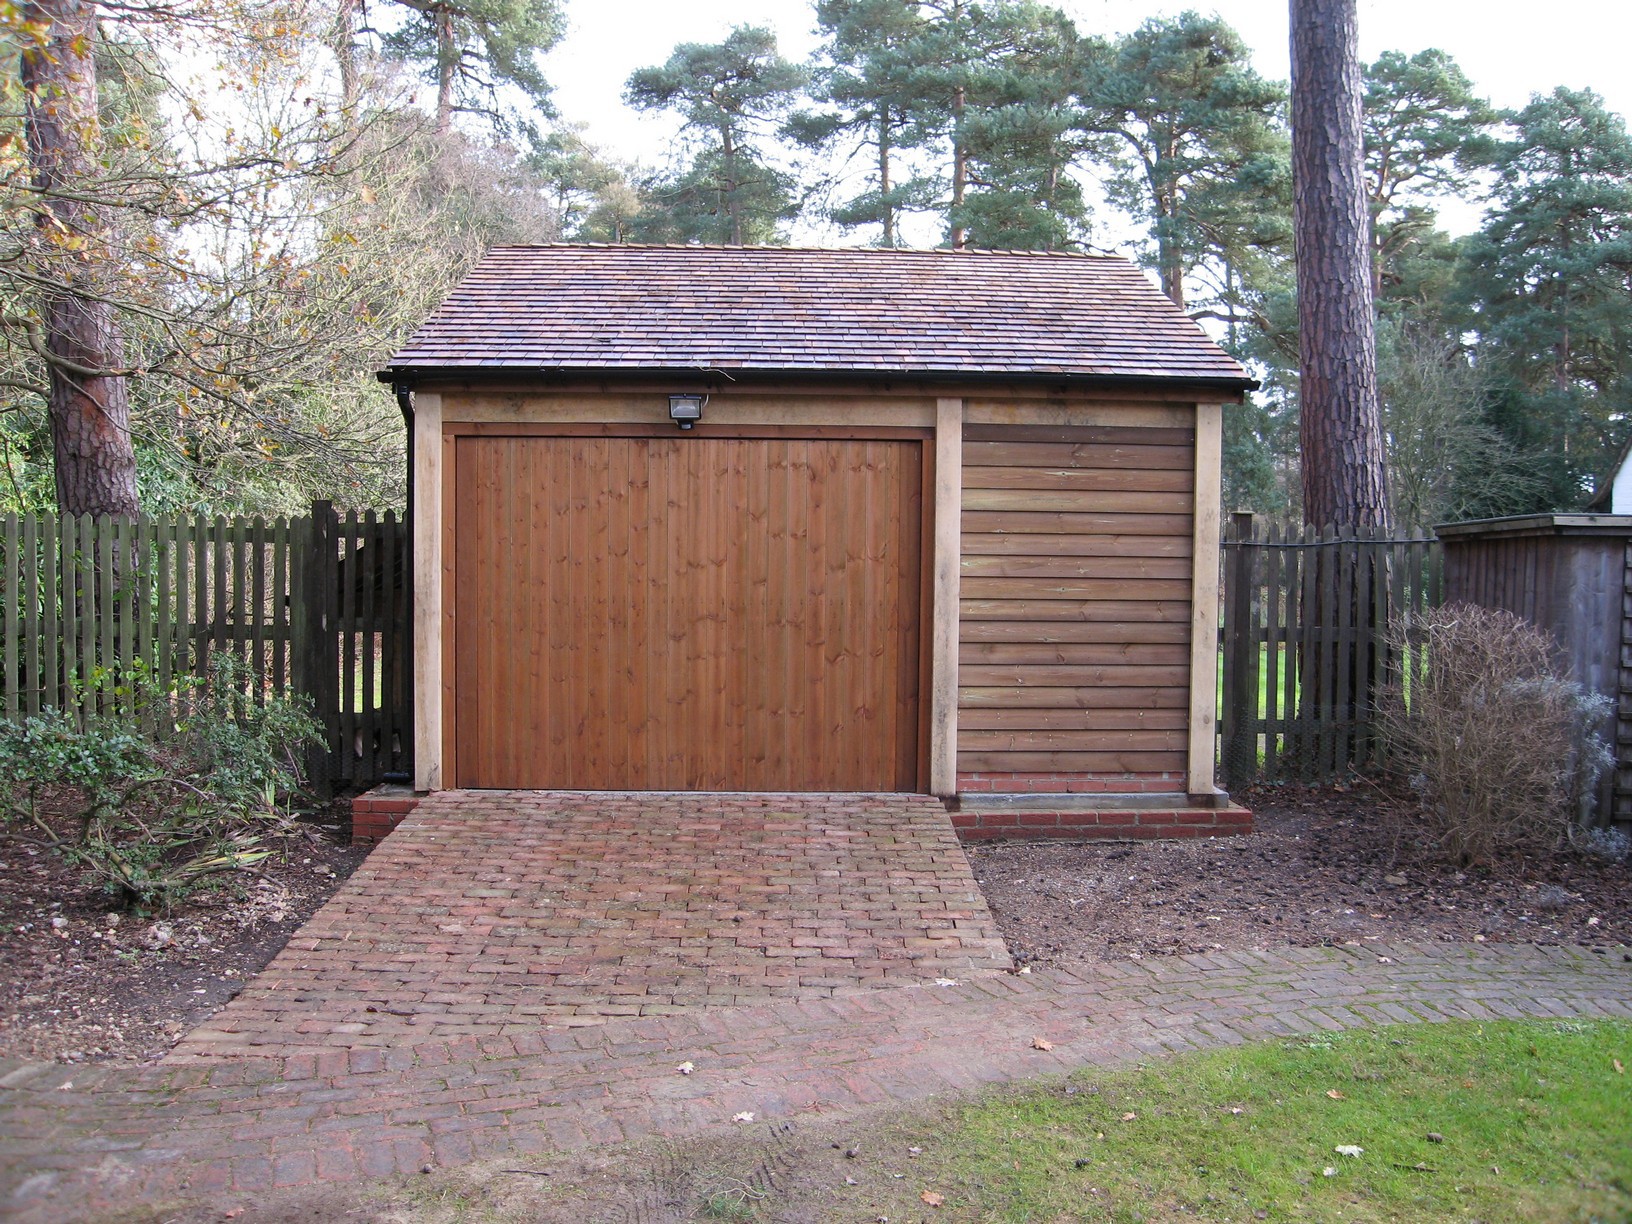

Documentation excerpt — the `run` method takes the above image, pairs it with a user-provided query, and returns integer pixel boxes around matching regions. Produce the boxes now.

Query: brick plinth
[952,802,1253,841]
[349,787,423,844]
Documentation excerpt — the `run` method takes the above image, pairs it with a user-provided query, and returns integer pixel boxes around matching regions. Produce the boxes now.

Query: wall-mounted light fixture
[668,394,705,430]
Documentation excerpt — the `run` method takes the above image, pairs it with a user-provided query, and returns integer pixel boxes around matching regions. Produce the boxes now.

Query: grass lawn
[901,1019,1631,1223]
[363,1018,1632,1223]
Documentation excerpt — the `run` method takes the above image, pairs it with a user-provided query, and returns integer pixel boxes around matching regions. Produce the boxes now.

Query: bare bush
[1377,603,1608,866]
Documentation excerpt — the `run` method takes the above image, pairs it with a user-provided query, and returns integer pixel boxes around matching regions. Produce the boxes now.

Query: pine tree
[625,26,808,246]
[787,0,938,247]
[1362,49,1495,299]
[955,1,1093,250]
[1076,13,1288,308]
[382,0,563,135]
[1455,88,1632,509]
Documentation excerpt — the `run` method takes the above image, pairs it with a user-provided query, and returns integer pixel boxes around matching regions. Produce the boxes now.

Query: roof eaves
[375,362,1259,394]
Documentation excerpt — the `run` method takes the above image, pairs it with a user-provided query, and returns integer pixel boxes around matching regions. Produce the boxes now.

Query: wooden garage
[382,245,1254,819]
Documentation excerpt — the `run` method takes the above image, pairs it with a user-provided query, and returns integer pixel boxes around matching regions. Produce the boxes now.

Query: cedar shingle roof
[383,244,1253,388]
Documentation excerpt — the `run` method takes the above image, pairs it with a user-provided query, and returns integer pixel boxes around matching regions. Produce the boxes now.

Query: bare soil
[3,784,1627,1072]
[968,782,1632,969]
[0,808,366,1065]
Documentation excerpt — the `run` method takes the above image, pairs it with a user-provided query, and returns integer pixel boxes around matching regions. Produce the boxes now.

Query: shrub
[1376,603,1611,866]
[0,653,321,911]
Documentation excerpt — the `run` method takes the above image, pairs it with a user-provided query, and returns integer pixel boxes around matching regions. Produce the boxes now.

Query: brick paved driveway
[3,942,1628,1222]
[174,790,1012,1058]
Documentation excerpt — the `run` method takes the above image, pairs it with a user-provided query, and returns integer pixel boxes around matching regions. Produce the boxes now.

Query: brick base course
[952,803,1254,840]
[349,788,422,844]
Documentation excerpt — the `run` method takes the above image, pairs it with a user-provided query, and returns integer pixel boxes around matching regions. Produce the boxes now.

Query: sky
[539,0,1632,242]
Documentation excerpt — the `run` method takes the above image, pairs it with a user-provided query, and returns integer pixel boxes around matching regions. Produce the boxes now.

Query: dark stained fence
[1219,514,1441,787]
[0,503,409,793]
[1437,514,1632,828]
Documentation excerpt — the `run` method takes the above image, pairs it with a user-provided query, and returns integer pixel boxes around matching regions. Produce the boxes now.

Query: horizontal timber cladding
[958,421,1195,791]
[450,431,927,791]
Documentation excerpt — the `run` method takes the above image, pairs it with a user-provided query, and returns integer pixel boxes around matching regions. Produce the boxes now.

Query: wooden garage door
[451,432,925,791]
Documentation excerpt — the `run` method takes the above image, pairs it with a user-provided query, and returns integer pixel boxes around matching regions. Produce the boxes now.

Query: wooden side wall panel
[957,420,1196,792]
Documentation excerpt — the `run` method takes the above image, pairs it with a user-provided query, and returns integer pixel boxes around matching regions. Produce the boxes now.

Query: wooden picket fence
[0,502,409,794]
[1218,514,1442,786]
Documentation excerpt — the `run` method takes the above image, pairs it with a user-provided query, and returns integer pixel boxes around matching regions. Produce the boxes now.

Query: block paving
[3,942,1628,1222]
[173,790,1013,1057]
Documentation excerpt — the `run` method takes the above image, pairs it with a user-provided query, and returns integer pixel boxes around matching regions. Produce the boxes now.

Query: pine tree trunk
[22,0,140,518]
[1290,0,1391,778]
[333,0,360,116]
[879,113,894,248]
[950,86,967,250]
[1290,0,1390,533]
[722,125,742,245]
[1157,200,1185,308]
[435,5,455,133]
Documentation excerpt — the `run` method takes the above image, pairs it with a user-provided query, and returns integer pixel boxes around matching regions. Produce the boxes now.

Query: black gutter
[374,365,1260,395]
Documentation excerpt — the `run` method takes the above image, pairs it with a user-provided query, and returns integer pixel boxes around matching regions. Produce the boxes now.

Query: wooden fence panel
[1221,517,1442,787]
[0,505,410,793]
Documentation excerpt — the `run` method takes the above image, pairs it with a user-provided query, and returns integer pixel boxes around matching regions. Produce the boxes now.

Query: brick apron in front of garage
[170,790,1013,1059]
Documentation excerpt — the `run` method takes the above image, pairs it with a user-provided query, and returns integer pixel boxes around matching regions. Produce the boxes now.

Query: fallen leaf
[1334,1145,1364,1158]
[1031,1036,1054,1051]
[1121,1112,1137,1121]
[1326,1090,1346,1100]
[675,1061,694,1076]
[920,1190,944,1207]
[1614,1059,1624,1075]
[732,1111,755,1123]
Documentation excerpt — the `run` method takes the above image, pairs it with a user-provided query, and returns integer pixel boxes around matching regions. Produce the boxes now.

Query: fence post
[292,500,339,798]
[1221,512,1257,789]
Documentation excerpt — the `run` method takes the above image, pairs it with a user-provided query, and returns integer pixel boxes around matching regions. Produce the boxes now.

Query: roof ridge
[482,243,1123,260]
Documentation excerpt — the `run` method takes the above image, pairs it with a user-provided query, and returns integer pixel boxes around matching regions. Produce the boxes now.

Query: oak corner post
[930,396,963,798]
[1188,402,1225,796]
[411,390,444,792]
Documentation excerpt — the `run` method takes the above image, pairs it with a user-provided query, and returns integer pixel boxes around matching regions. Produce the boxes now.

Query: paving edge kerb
[3,941,1629,1222]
